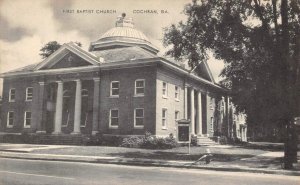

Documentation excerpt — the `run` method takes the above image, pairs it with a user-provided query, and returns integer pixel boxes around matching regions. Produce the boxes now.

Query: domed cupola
[89,13,159,54]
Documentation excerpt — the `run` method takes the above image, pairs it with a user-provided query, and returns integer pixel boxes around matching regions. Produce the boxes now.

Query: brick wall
[0,77,39,133]
[155,67,185,136]
[99,66,157,135]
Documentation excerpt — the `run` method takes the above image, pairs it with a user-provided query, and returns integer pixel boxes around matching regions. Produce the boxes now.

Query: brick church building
[0,15,247,143]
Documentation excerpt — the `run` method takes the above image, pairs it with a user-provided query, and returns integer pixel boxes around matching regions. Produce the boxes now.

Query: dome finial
[115,13,134,28]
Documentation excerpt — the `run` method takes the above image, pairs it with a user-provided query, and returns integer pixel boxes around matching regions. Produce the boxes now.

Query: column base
[92,131,99,135]
[36,130,46,134]
[52,131,62,135]
[71,132,81,135]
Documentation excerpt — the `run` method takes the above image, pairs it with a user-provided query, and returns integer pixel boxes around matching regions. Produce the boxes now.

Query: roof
[92,46,157,62]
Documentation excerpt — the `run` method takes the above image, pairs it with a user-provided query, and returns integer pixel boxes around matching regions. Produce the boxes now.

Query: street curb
[0,152,299,176]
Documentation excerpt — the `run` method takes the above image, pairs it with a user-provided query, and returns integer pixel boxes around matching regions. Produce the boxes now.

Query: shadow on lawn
[107,151,255,162]
[233,143,284,152]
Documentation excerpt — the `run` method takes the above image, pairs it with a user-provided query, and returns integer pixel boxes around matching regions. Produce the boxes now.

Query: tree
[163,0,299,169]
[39,41,82,59]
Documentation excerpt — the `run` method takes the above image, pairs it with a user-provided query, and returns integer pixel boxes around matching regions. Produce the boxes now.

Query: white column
[53,81,63,134]
[197,91,202,135]
[184,86,188,119]
[72,79,82,134]
[190,88,195,135]
[92,77,100,135]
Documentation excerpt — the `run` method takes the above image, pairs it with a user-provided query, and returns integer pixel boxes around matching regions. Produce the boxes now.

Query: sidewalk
[0,143,299,176]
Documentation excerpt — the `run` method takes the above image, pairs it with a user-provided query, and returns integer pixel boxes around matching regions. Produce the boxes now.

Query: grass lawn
[32,145,267,162]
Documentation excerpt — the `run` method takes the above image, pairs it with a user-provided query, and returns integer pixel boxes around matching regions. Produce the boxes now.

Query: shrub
[219,136,228,145]
[121,132,178,149]
[101,135,123,146]
[190,134,198,146]
[120,136,144,148]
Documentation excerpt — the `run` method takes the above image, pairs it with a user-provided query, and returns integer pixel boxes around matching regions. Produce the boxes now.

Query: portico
[184,86,207,136]
[36,76,101,135]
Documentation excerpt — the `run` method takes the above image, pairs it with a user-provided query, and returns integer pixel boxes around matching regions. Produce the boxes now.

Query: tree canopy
[39,41,82,59]
[163,0,300,140]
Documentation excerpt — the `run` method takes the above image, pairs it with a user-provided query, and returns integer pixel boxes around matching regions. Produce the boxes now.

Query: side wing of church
[0,15,246,144]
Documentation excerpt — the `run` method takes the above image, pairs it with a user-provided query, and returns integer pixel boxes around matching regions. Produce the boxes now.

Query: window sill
[175,99,180,102]
[24,126,31,128]
[62,125,68,127]
[109,95,119,98]
[25,100,33,102]
[162,95,168,99]
[80,125,86,128]
[162,127,168,130]
[109,126,118,129]
[133,94,144,97]
[9,101,15,103]
[134,126,144,129]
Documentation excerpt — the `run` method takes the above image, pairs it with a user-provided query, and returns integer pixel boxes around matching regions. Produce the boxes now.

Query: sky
[0,0,225,93]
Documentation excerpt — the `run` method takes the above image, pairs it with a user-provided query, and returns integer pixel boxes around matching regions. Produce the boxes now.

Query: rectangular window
[175,111,180,121]
[162,109,167,129]
[175,86,180,100]
[110,81,119,96]
[209,97,214,110]
[162,82,168,97]
[26,87,33,101]
[24,111,32,128]
[110,109,119,128]
[134,108,144,128]
[7,111,14,127]
[81,112,88,127]
[9,88,16,102]
[135,79,145,96]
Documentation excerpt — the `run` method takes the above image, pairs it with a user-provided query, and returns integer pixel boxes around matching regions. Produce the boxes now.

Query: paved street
[0,158,299,185]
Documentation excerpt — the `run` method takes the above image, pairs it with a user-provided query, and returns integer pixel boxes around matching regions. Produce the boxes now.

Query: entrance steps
[197,136,218,146]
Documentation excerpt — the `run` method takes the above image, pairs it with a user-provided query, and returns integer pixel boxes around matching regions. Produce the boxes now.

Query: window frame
[24,111,32,128]
[210,117,214,131]
[134,108,144,128]
[162,82,168,98]
[175,86,180,100]
[7,111,14,128]
[209,97,214,110]
[162,108,167,129]
[9,88,16,102]
[109,109,119,128]
[25,87,33,101]
[175,110,180,121]
[110,81,120,97]
[81,112,89,127]
[134,79,145,96]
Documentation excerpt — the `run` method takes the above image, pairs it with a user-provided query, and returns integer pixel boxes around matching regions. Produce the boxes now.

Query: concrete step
[197,136,218,146]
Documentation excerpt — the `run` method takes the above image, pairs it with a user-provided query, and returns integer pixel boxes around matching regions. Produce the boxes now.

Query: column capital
[74,79,81,83]
[93,77,100,82]
[56,81,63,84]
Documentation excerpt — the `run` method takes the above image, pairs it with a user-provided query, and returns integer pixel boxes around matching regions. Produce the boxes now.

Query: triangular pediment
[35,42,101,70]
[191,61,215,83]
[40,51,93,70]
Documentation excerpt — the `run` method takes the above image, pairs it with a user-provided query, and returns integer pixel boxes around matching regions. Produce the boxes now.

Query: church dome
[89,14,159,54]
[100,27,150,43]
